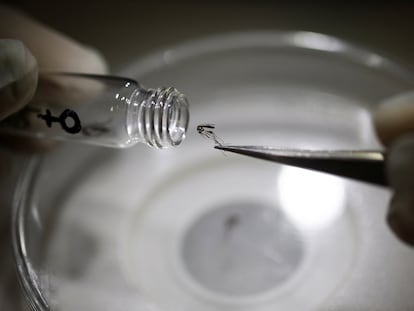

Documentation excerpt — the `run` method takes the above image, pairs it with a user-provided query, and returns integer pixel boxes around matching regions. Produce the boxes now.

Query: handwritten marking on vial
[197,124,224,146]
[37,109,82,134]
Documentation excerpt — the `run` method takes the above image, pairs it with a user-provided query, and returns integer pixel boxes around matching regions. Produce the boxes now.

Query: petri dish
[13,31,414,311]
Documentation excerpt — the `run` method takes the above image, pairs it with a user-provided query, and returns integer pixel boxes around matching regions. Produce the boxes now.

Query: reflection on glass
[277,166,346,231]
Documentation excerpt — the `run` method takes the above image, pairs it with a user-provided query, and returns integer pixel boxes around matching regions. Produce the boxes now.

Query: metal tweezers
[215,145,387,186]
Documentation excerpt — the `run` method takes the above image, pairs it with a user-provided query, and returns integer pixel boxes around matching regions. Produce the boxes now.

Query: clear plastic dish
[13,31,414,311]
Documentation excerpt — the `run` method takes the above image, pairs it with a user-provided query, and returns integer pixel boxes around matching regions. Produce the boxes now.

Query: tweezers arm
[284,157,387,186]
[215,145,387,186]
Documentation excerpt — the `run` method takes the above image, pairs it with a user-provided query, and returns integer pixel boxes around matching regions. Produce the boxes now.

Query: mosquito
[197,123,224,146]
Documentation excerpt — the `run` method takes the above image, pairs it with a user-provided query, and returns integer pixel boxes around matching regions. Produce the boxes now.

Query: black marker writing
[38,109,82,134]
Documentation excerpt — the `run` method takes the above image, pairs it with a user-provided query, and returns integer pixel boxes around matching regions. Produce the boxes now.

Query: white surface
[39,32,414,310]
[45,85,414,310]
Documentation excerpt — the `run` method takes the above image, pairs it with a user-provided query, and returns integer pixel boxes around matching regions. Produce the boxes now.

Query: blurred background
[4,1,414,71]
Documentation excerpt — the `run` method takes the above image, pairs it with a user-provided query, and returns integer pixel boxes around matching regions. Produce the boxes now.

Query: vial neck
[126,87,189,148]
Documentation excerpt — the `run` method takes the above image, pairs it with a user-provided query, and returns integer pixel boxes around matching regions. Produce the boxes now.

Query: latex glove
[0,6,107,150]
[0,9,107,306]
[0,39,37,120]
[374,91,414,246]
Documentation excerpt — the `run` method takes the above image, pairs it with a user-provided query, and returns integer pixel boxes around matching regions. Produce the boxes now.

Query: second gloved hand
[375,91,414,246]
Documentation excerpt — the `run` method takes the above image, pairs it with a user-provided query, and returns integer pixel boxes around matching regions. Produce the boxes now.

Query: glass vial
[0,73,189,148]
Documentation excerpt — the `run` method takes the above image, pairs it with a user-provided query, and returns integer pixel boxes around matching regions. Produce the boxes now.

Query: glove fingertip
[0,39,38,120]
[387,207,414,246]
[374,91,414,146]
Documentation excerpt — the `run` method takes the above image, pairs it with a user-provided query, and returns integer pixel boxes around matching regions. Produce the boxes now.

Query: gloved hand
[0,7,108,307]
[0,39,37,121]
[374,91,414,246]
[0,5,107,150]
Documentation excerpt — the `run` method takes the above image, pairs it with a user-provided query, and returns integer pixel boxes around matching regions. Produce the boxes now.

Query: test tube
[0,73,189,148]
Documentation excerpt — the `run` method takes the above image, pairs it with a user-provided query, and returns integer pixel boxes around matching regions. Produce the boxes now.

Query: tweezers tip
[214,145,236,152]
[214,145,226,150]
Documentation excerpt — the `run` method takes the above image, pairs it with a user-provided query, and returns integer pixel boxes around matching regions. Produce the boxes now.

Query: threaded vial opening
[141,87,189,148]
